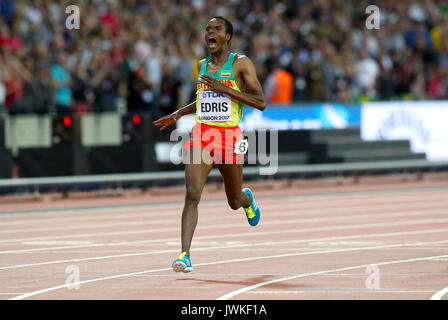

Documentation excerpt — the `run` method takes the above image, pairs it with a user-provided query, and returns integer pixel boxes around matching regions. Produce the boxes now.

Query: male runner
[153,16,266,272]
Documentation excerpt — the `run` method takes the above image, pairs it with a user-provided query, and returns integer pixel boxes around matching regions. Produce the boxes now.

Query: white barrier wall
[3,113,122,156]
[4,101,448,162]
[4,115,52,155]
[361,101,448,161]
[80,113,122,146]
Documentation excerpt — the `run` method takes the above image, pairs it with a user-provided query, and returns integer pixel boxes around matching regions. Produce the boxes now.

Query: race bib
[198,91,232,122]
[234,139,248,155]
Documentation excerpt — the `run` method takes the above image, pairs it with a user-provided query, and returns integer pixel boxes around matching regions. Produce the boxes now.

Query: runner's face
[205,19,229,54]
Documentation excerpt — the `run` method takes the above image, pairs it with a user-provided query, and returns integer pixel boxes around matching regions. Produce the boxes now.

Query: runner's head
[205,16,233,54]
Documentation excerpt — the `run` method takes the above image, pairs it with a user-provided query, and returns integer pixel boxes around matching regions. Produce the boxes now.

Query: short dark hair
[210,16,233,42]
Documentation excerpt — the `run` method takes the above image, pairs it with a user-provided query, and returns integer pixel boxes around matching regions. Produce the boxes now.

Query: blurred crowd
[0,0,447,116]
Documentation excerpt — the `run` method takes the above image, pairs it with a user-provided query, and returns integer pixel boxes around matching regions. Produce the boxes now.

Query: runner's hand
[199,74,228,93]
[153,111,179,131]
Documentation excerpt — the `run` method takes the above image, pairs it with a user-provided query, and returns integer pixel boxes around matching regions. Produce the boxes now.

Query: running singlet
[195,52,243,127]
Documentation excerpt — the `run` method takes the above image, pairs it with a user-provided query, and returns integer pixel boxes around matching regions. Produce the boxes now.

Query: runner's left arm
[199,56,266,111]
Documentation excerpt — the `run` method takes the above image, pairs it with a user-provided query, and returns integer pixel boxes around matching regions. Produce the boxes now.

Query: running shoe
[242,188,260,226]
[172,252,193,273]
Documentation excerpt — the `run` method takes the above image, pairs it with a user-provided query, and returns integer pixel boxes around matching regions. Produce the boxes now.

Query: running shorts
[183,122,246,164]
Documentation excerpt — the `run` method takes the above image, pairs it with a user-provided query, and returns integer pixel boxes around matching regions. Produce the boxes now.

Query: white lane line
[249,290,437,294]
[0,202,186,217]
[0,199,446,247]
[430,286,448,300]
[9,267,172,300]
[1,198,447,235]
[2,188,446,227]
[1,214,447,262]
[2,188,446,224]
[10,239,448,300]
[4,188,448,222]
[0,244,242,271]
[1,227,447,270]
[1,206,448,245]
[1,200,448,254]
[0,201,221,226]
[0,217,185,235]
[217,252,448,300]
[1,227,447,271]
[0,293,26,295]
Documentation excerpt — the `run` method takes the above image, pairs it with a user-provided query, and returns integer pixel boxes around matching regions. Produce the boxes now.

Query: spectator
[177,46,196,107]
[0,0,15,25]
[17,56,37,113]
[394,45,418,97]
[50,52,72,113]
[32,66,53,113]
[1,46,24,113]
[378,58,395,101]
[72,60,94,113]
[264,60,294,104]
[0,61,5,112]
[354,48,380,98]
[0,0,446,114]
[87,49,118,112]
[411,72,427,100]
[306,62,326,101]
[427,66,447,99]
[99,0,121,38]
[159,63,181,117]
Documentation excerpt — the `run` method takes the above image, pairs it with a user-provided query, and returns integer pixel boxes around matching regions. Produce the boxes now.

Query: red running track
[0,174,447,300]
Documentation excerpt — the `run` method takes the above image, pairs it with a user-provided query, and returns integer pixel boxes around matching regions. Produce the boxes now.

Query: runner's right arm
[152,100,196,131]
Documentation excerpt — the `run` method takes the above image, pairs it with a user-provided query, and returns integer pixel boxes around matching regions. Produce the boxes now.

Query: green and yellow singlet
[195,52,243,127]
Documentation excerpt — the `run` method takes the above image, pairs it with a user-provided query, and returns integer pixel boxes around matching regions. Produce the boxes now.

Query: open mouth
[208,37,217,48]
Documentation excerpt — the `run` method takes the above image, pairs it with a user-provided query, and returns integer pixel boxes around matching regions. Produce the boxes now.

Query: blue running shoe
[242,188,260,226]
[172,252,193,273]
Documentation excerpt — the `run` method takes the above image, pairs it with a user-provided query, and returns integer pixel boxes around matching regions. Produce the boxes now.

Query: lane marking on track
[430,286,448,300]
[0,293,26,295]
[20,241,92,246]
[1,207,448,245]
[217,251,448,300]
[1,193,447,232]
[249,290,438,294]
[9,239,448,300]
[1,226,448,271]
[1,201,448,254]
[308,241,383,246]
[3,183,448,216]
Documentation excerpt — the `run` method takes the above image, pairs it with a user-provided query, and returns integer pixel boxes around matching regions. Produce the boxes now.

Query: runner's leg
[217,163,251,210]
[182,146,214,256]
